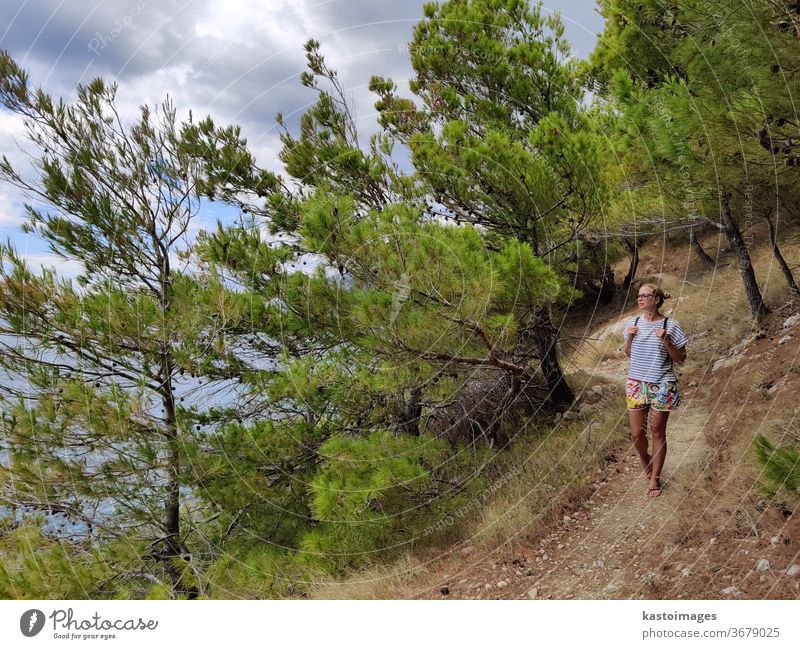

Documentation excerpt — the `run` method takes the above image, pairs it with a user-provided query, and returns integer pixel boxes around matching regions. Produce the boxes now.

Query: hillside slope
[309,227,800,600]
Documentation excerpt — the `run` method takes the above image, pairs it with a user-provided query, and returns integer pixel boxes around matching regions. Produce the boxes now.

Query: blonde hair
[641,283,671,309]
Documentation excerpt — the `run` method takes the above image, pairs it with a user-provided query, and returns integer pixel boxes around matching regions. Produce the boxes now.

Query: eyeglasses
[637,293,655,299]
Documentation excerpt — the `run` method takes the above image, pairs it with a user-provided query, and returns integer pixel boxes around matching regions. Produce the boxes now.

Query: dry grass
[307,554,428,600]
[471,390,627,549]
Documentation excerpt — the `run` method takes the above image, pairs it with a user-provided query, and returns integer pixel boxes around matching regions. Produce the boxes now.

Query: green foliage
[754,435,800,502]
[0,519,148,599]
[591,0,800,222]
[299,431,448,572]
[370,0,615,312]
[203,543,316,599]
[192,417,319,546]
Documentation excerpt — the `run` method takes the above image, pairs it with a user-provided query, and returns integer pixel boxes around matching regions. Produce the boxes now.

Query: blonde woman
[623,285,688,497]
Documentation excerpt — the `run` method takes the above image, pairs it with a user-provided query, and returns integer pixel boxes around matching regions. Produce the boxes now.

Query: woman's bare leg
[628,407,651,476]
[647,409,670,495]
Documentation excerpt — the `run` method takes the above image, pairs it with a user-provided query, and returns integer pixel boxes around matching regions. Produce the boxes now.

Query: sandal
[645,483,662,498]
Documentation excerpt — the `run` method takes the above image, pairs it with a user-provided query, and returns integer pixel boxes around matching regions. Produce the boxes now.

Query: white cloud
[0,110,37,227]
[19,252,85,280]
[0,185,25,227]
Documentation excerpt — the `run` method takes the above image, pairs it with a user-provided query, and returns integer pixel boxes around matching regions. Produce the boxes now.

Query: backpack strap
[662,317,674,373]
[635,316,640,326]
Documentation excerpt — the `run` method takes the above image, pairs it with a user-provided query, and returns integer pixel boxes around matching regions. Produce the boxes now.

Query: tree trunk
[599,265,616,303]
[765,211,799,299]
[531,309,573,410]
[155,244,193,595]
[400,386,423,436]
[721,196,769,320]
[622,238,639,288]
[689,229,716,269]
[160,352,183,579]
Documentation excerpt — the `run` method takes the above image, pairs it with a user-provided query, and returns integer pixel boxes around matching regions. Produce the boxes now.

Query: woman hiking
[622,284,688,497]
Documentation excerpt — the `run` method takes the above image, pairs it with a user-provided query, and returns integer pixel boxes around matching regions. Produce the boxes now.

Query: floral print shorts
[625,379,681,411]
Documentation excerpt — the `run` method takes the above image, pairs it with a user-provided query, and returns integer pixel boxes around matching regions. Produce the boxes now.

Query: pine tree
[0,52,281,596]
[189,39,579,570]
[368,0,615,407]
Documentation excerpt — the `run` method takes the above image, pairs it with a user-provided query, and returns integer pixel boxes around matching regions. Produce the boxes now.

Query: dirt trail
[512,388,710,600]
[411,329,713,600]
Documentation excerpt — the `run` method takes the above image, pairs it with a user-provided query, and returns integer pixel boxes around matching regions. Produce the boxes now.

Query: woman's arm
[663,337,687,364]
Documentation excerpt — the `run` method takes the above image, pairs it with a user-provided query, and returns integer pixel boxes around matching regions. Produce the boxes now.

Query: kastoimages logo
[20,609,46,637]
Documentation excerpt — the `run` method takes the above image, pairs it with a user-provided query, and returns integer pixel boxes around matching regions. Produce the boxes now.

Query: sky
[0,0,605,272]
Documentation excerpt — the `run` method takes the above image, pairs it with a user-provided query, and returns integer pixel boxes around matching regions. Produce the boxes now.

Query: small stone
[786,564,800,577]
[771,536,779,545]
[642,571,659,585]
[458,579,467,585]
[527,587,539,599]
[484,583,492,590]
[712,356,739,372]
[594,560,605,568]
[563,516,572,525]
[496,580,508,588]
[721,586,742,597]
[557,544,564,550]
[756,558,770,572]
[783,314,800,328]
[681,568,690,577]
[778,335,793,345]
[461,546,473,556]
[768,383,783,396]
[689,381,697,387]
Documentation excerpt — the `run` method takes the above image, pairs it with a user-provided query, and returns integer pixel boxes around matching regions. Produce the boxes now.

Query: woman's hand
[660,331,687,364]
